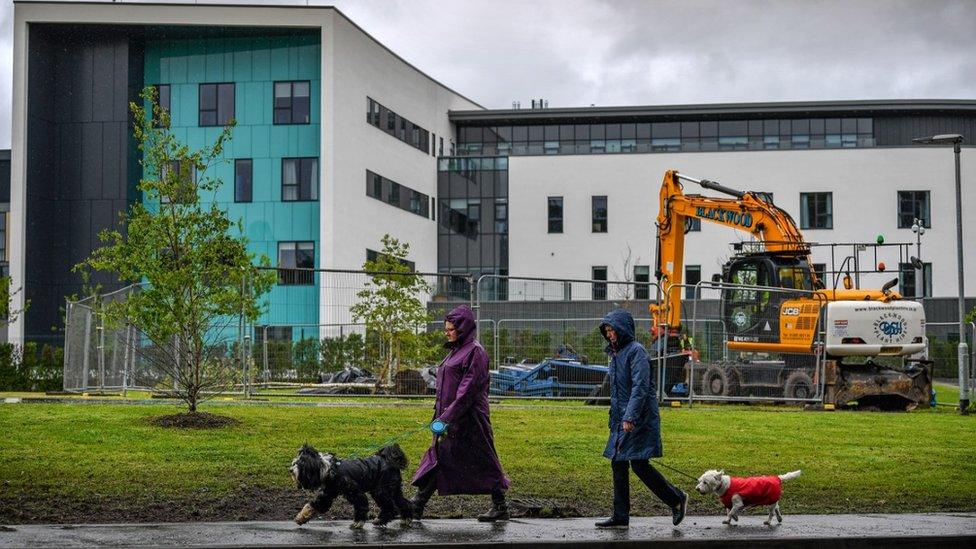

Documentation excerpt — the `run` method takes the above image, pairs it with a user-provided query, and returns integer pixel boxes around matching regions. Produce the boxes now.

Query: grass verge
[1,401,974,523]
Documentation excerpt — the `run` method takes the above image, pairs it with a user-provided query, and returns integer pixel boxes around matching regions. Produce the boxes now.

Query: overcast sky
[1,0,975,148]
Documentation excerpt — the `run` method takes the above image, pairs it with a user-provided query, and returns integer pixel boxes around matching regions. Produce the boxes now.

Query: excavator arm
[651,170,811,330]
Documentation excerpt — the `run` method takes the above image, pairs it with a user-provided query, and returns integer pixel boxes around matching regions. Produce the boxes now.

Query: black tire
[700,364,732,397]
[783,371,814,400]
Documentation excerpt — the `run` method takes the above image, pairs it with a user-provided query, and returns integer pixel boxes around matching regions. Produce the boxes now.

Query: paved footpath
[2,513,975,548]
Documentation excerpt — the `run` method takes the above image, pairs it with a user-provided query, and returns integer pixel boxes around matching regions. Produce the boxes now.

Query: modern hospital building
[7,1,976,345]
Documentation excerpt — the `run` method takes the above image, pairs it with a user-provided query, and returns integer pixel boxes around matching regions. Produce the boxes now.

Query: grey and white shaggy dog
[290,443,413,529]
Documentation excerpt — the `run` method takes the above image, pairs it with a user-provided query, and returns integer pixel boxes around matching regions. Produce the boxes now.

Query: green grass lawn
[2,400,975,523]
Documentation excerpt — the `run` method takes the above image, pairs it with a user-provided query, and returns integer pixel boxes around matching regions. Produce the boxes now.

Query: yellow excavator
[651,170,931,409]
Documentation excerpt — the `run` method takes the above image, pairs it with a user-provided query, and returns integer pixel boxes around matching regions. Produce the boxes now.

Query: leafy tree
[75,87,276,413]
[350,235,435,390]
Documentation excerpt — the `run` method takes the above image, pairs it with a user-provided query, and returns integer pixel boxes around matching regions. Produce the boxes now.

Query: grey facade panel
[25,24,140,345]
[875,115,976,147]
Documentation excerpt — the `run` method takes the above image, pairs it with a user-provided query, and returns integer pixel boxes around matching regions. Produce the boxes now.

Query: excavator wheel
[783,371,814,400]
[700,364,737,397]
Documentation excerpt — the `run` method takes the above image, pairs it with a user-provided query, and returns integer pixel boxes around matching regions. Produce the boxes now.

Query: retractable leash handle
[429,419,449,436]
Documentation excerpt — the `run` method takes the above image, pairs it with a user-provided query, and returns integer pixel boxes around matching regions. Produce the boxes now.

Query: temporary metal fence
[924,321,976,390]
[63,283,247,396]
[63,285,144,393]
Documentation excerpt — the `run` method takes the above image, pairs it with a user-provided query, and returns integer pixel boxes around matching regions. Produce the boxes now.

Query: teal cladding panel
[144,31,322,330]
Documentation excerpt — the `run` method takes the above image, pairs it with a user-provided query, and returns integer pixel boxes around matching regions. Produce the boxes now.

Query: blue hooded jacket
[600,308,663,461]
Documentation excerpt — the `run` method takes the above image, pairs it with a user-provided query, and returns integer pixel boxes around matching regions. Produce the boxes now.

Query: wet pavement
[2,513,975,548]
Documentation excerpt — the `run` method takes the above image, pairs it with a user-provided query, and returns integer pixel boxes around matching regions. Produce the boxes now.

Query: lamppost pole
[911,217,925,298]
[913,134,968,414]
[952,140,969,413]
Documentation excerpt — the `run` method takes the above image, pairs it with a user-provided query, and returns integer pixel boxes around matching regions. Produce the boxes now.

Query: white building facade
[8,1,976,346]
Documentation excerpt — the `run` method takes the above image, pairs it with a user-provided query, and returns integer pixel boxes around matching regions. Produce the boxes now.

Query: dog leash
[345,420,444,459]
[652,459,700,483]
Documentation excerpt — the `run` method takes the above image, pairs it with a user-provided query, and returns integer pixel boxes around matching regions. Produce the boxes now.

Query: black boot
[595,516,629,529]
[410,496,427,521]
[477,502,510,522]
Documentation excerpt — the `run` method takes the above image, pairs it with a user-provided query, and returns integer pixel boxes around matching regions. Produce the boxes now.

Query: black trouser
[414,470,506,506]
[611,459,681,519]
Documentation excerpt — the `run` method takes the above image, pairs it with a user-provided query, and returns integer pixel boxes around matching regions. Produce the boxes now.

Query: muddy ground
[0,484,719,525]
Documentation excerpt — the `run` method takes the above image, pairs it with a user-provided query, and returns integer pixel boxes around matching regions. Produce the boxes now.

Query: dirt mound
[148,412,241,429]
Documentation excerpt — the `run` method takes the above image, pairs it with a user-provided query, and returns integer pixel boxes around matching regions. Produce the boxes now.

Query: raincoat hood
[600,308,636,351]
[445,305,477,348]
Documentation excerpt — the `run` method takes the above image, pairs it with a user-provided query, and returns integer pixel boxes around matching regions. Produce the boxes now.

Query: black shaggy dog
[290,443,413,529]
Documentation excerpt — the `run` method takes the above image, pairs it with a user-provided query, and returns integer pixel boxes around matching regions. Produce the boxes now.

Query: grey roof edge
[13,0,486,110]
[450,99,976,122]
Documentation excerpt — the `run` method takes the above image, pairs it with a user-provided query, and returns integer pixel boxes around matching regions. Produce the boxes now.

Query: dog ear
[718,469,725,476]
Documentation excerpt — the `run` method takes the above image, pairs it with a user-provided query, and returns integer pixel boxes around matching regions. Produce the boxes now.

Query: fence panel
[661,282,826,404]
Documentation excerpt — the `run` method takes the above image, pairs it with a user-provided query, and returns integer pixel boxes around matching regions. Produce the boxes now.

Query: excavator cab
[721,254,814,343]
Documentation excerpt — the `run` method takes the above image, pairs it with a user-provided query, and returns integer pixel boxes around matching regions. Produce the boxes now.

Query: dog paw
[294,504,316,526]
[763,520,771,526]
[371,519,388,527]
[349,521,365,530]
[722,519,731,525]
[400,519,413,528]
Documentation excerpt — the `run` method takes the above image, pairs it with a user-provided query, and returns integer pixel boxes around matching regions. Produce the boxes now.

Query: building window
[366,248,416,271]
[278,241,315,285]
[153,84,170,127]
[592,266,607,300]
[685,265,702,299]
[686,217,701,232]
[365,170,430,218]
[548,197,563,233]
[634,265,650,300]
[897,191,931,229]
[800,192,832,229]
[366,97,430,153]
[592,195,608,233]
[199,83,235,127]
[282,158,318,201]
[234,159,252,203]
[0,211,7,262]
[899,262,932,298]
[494,200,508,233]
[160,160,196,204]
[274,81,311,125]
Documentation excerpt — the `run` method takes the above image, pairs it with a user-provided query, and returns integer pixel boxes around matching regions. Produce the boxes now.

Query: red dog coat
[720,476,783,508]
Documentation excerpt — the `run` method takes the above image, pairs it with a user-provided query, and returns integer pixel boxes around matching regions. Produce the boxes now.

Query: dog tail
[376,443,408,470]
[779,470,802,483]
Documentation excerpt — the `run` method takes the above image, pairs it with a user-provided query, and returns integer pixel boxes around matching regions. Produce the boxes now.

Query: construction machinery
[651,170,931,410]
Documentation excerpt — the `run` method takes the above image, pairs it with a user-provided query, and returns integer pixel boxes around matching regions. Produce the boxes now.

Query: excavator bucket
[823,360,932,411]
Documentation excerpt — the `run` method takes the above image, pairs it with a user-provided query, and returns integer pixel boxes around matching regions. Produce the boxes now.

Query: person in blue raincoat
[595,308,688,529]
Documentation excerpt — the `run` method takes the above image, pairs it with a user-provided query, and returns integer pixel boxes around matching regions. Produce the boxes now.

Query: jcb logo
[782,307,801,316]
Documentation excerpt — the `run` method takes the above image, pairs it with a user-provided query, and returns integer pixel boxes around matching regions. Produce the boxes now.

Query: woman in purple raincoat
[411,305,511,521]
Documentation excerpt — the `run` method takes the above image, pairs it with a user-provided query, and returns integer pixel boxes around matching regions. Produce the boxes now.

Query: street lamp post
[912,134,968,413]
[911,217,925,298]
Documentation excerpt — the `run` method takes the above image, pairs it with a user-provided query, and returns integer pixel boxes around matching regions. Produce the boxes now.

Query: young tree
[76,87,276,414]
[350,235,437,391]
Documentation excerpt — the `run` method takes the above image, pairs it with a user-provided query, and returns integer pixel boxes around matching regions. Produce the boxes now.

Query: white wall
[324,12,480,277]
[508,147,976,297]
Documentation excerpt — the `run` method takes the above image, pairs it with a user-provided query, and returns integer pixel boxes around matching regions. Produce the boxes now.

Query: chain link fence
[64,268,971,404]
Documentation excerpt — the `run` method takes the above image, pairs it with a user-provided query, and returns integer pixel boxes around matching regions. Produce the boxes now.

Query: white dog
[695,469,801,526]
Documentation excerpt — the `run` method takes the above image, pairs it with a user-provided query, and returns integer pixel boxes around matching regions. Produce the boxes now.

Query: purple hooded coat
[411,305,511,495]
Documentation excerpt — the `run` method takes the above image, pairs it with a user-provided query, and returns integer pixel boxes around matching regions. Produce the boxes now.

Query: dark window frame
[277,241,315,285]
[592,266,608,300]
[234,159,252,203]
[153,84,170,128]
[548,196,564,234]
[685,265,702,299]
[281,157,319,202]
[897,190,931,229]
[592,195,608,233]
[800,192,833,229]
[198,82,235,127]
[274,80,311,125]
[634,265,650,300]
